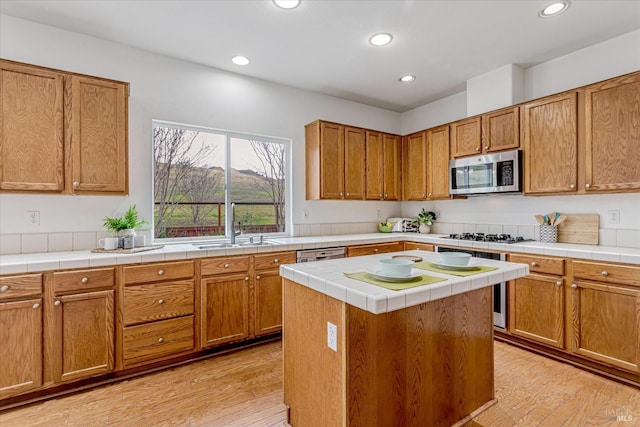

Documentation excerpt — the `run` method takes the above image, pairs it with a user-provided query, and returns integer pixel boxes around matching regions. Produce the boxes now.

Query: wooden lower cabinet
[50,290,115,383]
[123,316,194,367]
[0,298,43,398]
[201,273,250,347]
[254,270,283,336]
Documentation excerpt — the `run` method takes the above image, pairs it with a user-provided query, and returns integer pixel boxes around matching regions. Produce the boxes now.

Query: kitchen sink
[194,239,280,249]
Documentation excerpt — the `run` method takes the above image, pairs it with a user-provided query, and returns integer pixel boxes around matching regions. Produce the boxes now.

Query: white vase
[118,228,136,237]
[419,224,431,234]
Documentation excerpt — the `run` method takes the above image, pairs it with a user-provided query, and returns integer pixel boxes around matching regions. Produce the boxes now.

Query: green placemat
[414,262,498,277]
[344,272,447,291]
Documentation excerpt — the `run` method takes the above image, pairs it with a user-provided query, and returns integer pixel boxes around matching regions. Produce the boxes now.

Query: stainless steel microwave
[449,149,522,195]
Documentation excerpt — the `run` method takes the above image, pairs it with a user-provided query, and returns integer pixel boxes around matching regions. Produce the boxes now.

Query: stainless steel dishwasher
[296,247,346,263]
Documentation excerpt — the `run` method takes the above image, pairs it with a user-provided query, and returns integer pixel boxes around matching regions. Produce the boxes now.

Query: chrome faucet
[230,203,242,244]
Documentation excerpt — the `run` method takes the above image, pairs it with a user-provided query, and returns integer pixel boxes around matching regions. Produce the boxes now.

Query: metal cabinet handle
[0,285,8,292]
[224,263,229,268]
[476,147,481,151]
[384,194,388,198]
[274,259,279,263]
[158,270,165,275]
[54,300,61,306]
[601,271,608,277]
[379,193,383,198]
[569,184,575,189]
[158,299,164,305]
[73,181,80,187]
[531,262,538,267]
[585,183,591,189]
[484,145,489,150]
[339,192,343,196]
[33,303,40,309]
[421,194,426,198]
[428,193,432,197]
[346,192,350,196]
[158,337,164,343]
[256,275,261,280]
[245,277,249,281]
[81,277,88,284]
[373,249,379,252]
[571,284,577,289]
[555,281,562,287]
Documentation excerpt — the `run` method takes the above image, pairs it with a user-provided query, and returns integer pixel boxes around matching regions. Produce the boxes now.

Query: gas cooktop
[441,233,534,244]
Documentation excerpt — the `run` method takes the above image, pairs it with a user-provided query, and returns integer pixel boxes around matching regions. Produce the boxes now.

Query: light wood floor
[1,340,638,426]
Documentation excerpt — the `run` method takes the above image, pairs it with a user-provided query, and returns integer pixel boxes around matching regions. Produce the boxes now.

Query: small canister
[123,236,135,249]
[539,225,558,243]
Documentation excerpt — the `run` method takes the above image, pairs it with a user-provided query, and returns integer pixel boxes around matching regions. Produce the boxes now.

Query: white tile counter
[279,249,529,314]
[0,232,638,275]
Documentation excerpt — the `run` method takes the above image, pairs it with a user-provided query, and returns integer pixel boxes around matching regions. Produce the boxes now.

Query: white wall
[400,29,640,247]
[401,92,467,135]
[0,15,403,253]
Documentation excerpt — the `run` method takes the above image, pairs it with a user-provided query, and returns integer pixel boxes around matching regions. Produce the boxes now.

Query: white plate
[433,260,480,271]
[366,268,423,282]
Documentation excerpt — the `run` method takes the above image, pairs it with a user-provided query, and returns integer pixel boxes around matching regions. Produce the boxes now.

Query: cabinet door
[403,132,427,200]
[66,75,128,194]
[523,92,578,194]
[51,290,115,383]
[382,134,402,201]
[482,106,520,152]
[0,299,42,398]
[201,273,249,347]
[0,61,64,192]
[344,126,365,200]
[319,122,344,199]
[426,125,450,199]
[365,130,383,200]
[584,72,640,192]
[255,270,283,336]
[450,117,481,158]
[509,274,564,348]
[568,280,640,373]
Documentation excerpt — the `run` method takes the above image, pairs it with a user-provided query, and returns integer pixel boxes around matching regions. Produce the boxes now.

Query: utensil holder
[539,225,558,243]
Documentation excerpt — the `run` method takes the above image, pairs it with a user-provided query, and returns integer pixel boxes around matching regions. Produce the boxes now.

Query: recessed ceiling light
[399,75,416,83]
[369,33,393,47]
[232,56,250,66]
[273,0,300,9]
[539,1,570,17]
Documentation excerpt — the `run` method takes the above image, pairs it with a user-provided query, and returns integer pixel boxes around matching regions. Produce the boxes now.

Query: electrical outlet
[608,210,620,224]
[28,210,40,226]
[327,322,337,352]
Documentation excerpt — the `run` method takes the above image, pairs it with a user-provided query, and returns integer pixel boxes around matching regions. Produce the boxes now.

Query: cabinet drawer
[509,254,564,276]
[123,280,194,326]
[122,315,194,367]
[0,274,42,300]
[572,261,640,286]
[122,261,194,285]
[404,242,434,252]
[201,256,250,276]
[254,251,296,270]
[347,242,404,257]
[53,268,114,293]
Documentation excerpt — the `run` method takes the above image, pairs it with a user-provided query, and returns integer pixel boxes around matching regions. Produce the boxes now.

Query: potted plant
[102,205,147,238]
[415,208,437,234]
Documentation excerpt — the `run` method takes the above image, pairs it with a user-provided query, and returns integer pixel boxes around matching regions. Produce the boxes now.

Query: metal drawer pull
[373,249,379,252]
[256,275,261,280]
[569,184,575,189]
[224,263,229,268]
[158,337,164,343]
[274,259,279,263]
[531,262,538,267]
[158,299,164,305]
[81,277,88,283]
[245,277,249,281]
[585,183,591,189]
[601,271,608,277]
[54,300,61,306]
[33,303,40,309]
[73,181,80,187]
[158,270,165,275]
[0,285,8,292]
[555,281,562,287]
[571,284,577,289]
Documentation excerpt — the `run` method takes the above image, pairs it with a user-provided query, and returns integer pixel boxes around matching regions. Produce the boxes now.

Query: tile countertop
[0,233,639,275]
[280,249,530,314]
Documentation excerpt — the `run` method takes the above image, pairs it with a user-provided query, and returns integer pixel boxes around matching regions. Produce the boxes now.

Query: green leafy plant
[416,208,437,226]
[103,205,147,233]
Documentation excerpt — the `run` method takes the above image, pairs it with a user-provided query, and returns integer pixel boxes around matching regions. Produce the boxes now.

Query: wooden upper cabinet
[482,106,520,153]
[343,126,365,200]
[523,92,578,195]
[450,117,481,158]
[365,131,401,201]
[0,59,129,195]
[66,75,128,195]
[583,72,640,193]
[306,120,344,199]
[426,125,450,199]
[0,61,65,191]
[403,131,428,200]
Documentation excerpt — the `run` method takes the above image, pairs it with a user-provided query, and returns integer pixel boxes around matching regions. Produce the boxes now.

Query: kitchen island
[280,250,529,427]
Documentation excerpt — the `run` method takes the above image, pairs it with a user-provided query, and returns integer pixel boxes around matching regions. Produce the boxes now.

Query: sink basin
[194,239,280,249]
[196,243,237,249]
[237,240,278,246]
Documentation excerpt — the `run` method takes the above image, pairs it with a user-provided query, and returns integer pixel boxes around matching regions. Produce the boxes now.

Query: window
[153,121,290,241]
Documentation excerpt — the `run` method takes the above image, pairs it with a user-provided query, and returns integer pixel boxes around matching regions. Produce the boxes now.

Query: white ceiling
[1,0,639,112]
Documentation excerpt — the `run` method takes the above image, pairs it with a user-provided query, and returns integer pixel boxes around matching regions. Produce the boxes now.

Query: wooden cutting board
[557,214,599,245]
